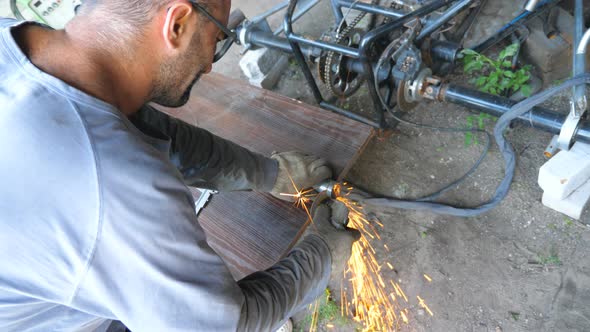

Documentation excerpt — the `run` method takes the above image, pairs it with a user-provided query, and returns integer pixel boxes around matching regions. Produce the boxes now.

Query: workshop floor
[219,1,590,331]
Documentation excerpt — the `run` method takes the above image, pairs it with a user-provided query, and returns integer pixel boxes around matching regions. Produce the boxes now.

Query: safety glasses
[190,1,239,62]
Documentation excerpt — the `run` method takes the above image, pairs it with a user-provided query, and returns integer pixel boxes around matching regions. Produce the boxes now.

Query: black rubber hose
[348,74,590,217]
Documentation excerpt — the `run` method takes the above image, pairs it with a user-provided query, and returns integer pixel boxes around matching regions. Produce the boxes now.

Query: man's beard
[175,71,203,107]
[151,68,203,108]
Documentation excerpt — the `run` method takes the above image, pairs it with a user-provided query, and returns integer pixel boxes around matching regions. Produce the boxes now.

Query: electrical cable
[373,40,492,204]
[10,0,25,20]
[361,61,590,216]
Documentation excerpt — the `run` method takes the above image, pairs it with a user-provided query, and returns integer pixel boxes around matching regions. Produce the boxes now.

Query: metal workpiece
[313,180,359,201]
[558,0,587,150]
[441,84,590,144]
[313,180,338,199]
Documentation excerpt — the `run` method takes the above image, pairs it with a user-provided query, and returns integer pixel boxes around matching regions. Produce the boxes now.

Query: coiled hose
[340,74,590,217]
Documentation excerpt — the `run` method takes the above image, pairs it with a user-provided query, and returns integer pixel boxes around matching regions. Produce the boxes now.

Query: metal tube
[430,40,461,62]
[250,1,289,24]
[274,0,321,35]
[320,101,381,127]
[284,0,325,104]
[416,0,475,42]
[573,0,586,114]
[289,34,360,58]
[474,0,560,53]
[336,0,405,19]
[247,30,321,57]
[359,0,457,54]
[331,0,345,23]
[442,84,590,144]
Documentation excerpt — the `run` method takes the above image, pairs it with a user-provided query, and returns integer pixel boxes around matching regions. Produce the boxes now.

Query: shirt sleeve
[130,104,279,192]
[68,147,330,332]
[0,18,18,28]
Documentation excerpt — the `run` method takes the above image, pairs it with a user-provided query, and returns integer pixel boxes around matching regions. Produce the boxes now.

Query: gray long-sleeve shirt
[0,18,330,332]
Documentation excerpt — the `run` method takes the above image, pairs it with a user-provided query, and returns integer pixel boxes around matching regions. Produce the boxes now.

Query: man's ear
[162,2,194,50]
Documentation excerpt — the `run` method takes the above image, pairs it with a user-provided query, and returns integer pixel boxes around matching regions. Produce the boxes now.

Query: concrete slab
[239,48,289,89]
[543,179,590,220]
[538,142,590,200]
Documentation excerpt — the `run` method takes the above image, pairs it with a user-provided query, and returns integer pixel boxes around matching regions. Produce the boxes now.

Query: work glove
[306,193,360,295]
[269,151,332,201]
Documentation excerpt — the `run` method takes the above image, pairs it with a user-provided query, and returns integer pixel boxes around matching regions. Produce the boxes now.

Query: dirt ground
[217,1,590,331]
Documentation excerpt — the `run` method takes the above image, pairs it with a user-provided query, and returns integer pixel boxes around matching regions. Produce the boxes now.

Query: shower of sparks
[334,184,434,331]
[338,192,406,330]
[286,181,436,331]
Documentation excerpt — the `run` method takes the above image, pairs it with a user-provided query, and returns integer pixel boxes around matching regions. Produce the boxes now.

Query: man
[0,0,357,331]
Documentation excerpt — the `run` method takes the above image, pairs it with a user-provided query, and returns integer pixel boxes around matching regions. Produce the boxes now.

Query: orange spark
[400,310,409,324]
[417,296,434,316]
[280,172,316,224]
[424,274,433,282]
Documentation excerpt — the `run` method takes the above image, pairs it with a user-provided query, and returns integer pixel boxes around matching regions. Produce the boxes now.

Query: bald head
[76,1,214,41]
[55,0,231,111]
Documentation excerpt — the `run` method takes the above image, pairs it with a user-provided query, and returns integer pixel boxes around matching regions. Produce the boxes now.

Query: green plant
[461,44,532,97]
[465,112,497,146]
[301,289,348,330]
[564,217,574,227]
[420,231,428,239]
[538,248,561,266]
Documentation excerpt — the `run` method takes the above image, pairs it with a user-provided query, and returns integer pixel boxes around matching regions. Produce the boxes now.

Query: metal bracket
[557,0,587,151]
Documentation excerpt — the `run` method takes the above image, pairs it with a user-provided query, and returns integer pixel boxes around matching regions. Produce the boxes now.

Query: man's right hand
[306,194,360,295]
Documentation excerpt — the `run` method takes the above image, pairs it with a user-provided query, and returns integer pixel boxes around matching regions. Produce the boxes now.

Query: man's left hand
[269,151,332,201]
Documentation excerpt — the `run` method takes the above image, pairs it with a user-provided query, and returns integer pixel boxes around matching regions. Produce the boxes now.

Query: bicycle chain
[322,0,400,97]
